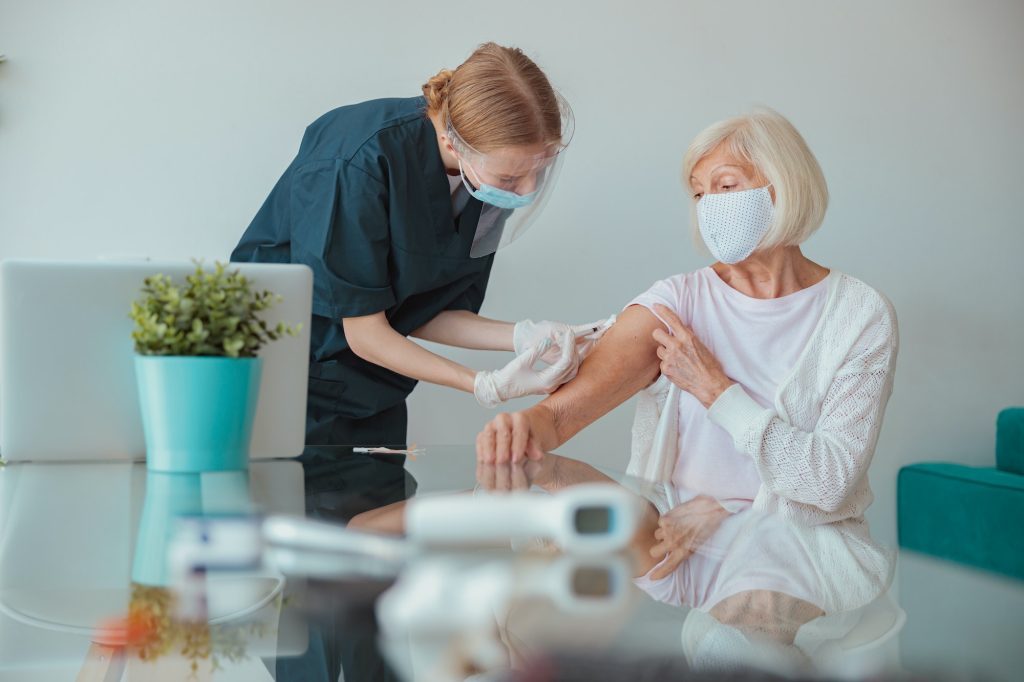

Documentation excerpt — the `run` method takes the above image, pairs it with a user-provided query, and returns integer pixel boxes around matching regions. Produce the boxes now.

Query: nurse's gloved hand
[514,319,603,365]
[474,332,578,408]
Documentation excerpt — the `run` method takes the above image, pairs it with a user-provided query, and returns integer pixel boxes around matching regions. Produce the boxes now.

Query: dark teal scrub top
[232,96,494,420]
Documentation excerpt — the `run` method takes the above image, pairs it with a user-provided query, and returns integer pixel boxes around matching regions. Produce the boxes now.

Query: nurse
[233,43,587,681]
[232,43,589,463]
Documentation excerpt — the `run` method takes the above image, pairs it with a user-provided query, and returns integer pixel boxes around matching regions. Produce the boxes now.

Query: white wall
[2,0,1022,545]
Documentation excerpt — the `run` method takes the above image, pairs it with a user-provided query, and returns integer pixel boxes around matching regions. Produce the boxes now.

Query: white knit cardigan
[627,270,899,611]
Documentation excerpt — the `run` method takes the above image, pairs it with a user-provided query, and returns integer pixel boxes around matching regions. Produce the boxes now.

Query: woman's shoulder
[650,267,713,290]
[828,271,899,354]
[624,268,709,321]
[298,97,428,163]
[831,272,897,325]
[632,268,708,301]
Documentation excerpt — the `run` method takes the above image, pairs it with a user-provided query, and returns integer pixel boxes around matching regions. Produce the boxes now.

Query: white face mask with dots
[696,185,774,264]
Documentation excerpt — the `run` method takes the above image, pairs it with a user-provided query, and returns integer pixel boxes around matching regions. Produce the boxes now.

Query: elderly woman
[476,108,898,623]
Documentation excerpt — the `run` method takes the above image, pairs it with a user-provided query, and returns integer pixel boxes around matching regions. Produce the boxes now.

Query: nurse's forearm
[345,314,476,393]
[410,310,515,352]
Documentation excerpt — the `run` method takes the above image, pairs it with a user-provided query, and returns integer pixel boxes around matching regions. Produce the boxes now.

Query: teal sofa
[897,408,1024,581]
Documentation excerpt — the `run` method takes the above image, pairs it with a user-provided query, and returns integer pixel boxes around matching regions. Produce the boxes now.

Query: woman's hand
[648,495,730,580]
[476,405,559,464]
[652,304,735,408]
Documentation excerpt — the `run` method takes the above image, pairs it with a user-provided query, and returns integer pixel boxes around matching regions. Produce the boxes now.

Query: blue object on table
[135,356,262,472]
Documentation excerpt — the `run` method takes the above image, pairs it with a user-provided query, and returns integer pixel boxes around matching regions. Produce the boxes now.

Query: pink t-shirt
[628,267,831,506]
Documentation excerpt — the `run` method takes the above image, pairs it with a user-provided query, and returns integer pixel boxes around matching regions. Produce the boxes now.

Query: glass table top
[0,446,1020,681]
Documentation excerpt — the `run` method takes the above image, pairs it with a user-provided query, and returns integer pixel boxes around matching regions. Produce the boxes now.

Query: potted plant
[129,261,299,472]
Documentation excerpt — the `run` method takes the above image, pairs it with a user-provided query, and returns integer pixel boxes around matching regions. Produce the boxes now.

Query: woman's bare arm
[545,305,663,445]
[477,305,663,462]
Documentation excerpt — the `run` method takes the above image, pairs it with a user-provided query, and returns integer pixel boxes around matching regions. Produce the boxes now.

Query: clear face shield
[446,94,574,258]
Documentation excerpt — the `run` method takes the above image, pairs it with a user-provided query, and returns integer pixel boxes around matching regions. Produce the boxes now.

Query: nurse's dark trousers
[273,381,416,682]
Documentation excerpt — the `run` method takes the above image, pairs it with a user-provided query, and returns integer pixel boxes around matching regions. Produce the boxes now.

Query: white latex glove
[474,332,578,408]
[514,318,608,365]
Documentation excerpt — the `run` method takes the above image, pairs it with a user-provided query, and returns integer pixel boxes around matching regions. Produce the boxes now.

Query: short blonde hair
[682,108,829,251]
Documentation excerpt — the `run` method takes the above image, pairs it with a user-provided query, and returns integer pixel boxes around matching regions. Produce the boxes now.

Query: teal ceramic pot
[135,356,262,472]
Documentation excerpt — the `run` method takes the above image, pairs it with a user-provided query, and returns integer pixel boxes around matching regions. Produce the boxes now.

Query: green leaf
[129,260,301,357]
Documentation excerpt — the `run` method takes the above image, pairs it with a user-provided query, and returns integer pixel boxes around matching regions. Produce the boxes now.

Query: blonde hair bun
[422,69,454,113]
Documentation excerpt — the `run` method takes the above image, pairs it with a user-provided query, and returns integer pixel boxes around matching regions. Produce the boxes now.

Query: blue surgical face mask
[459,160,537,210]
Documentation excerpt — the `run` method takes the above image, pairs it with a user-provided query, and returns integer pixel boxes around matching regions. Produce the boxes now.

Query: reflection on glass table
[1,446,1021,681]
[0,460,305,680]
[298,449,902,682]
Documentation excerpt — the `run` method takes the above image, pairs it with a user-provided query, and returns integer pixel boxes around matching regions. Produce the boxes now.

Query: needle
[353,443,426,460]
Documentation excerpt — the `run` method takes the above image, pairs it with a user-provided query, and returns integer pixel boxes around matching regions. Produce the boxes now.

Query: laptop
[0,260,313,462]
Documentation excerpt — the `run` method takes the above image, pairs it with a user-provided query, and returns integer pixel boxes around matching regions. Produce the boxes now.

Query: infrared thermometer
[261,515,410,579]
[405,483,641,555]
